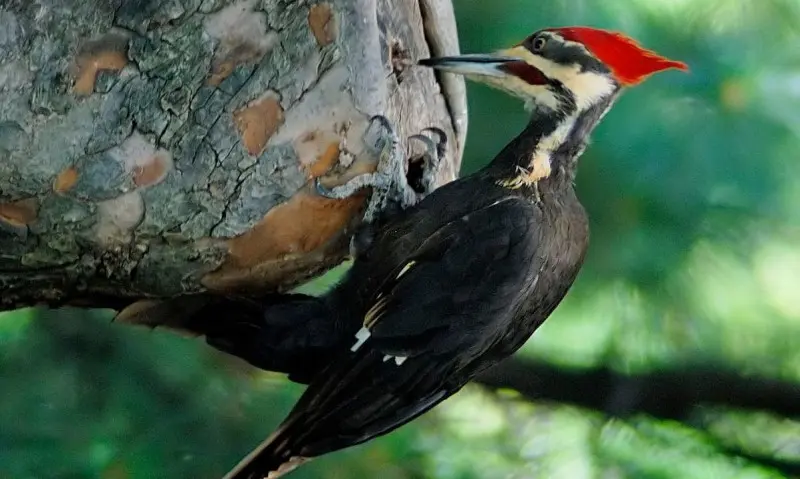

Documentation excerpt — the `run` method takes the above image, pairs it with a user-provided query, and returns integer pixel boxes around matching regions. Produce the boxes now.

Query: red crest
[551,27,689,85]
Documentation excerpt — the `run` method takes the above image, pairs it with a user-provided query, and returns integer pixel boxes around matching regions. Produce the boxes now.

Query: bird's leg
[315,115,446,225]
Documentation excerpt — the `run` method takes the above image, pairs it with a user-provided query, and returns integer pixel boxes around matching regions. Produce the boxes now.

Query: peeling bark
[0,0,466,309]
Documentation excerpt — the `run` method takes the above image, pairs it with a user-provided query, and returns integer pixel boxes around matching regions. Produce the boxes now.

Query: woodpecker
[119,26,687,478]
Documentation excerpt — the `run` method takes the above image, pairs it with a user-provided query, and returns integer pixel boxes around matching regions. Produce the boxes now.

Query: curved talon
[420,126,448,158]
[364,115,394,143]
[314,177,336,198]
[368,114,393,131]
[420,126,447,145]
[363,115,398,156]
[408,134,439,161]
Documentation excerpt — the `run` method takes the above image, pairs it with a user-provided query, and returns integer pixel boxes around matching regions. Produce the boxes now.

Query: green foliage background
[2,1,800,477]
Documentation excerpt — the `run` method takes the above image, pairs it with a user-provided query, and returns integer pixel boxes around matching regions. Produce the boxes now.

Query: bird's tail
[222,420,312,479]
[113,292,309,337]
[114,293,340,383]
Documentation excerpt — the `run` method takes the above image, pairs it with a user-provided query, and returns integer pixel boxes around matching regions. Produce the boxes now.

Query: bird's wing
[363,197,544,358]
[224,198,544,479]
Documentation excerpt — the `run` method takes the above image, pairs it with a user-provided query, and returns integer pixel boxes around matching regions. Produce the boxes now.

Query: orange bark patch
[53,166,79,194]
[207,44,265,86]
[306,141,340,178]
[203,188,366,290]
[0,198,39,227]
[204,2,278,86]
[233,94,284,156]
[208,60,236,87]
[308,4,337,46]
[72,50,128,96]
[227,191,362,267]
[132,152,171,187]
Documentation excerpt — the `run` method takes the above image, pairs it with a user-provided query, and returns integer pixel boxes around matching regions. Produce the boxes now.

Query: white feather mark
[499,116,577,189]
[381,354,409,366]
[351,326,370,352]
[396,261,415,279]
[529,117,576,173]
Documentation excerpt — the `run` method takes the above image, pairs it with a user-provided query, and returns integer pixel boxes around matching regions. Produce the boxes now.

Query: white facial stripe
[503,46,616,112]
[466,73,560,112]
[540,118,575,155]
[529,116,576,177]
[499,115,578,189]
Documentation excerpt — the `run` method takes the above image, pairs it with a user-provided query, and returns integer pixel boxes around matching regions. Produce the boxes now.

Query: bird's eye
[531,37,547,52]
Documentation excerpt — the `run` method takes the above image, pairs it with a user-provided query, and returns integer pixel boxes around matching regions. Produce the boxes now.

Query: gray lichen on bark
[0,0,465,310]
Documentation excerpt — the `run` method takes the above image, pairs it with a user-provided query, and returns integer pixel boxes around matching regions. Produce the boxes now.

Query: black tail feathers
[222,430,310,479]
[115,293,341,384]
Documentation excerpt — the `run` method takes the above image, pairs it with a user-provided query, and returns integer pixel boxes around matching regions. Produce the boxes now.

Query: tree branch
[476,358,800,475]
[476,357,800,420]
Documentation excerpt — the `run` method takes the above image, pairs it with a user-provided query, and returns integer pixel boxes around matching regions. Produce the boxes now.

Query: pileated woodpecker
[119,26,687,478]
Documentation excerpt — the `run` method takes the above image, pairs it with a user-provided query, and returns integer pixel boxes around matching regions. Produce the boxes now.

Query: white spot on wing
[381,354,409,365]
[351,326,370,352]
[396,261,416,279]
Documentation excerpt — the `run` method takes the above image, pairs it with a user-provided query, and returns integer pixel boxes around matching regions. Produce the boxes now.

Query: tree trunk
[0,0,466,310]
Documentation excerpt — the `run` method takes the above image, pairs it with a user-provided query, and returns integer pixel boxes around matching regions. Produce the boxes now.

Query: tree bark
[0,0,466,310]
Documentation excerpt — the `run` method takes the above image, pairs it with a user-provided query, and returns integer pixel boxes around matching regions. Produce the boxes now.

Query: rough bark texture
[0,0,466,309]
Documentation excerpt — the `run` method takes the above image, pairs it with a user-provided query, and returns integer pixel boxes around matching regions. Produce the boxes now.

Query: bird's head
[419,26,688,114]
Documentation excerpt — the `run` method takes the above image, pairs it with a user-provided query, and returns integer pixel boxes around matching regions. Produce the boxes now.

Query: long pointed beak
[417,53,523,78]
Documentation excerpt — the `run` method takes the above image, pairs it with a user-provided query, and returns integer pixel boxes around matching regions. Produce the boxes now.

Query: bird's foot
[406,126,446,201]
[315,115,446,225]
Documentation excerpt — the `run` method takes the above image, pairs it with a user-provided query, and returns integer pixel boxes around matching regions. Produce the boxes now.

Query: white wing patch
[351,326,371,352]
[350,262,417,359]
[383,354,408,366]
[352,330,408,366]
[396,261,416,279]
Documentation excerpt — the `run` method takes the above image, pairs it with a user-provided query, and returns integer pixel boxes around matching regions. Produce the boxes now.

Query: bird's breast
[516,192,589,333]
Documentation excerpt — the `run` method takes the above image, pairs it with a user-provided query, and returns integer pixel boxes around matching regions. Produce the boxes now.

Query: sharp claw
[363,115,397,156]
[420,126,447,145]
[421,127,447,158]
[326,115,444,226]
[314,177,335,198]
[408,134,438,159]
[368,114,393,131]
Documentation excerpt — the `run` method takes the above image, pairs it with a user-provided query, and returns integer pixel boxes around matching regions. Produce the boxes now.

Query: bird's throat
[491,90,620,191]
[492,112,576,190]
